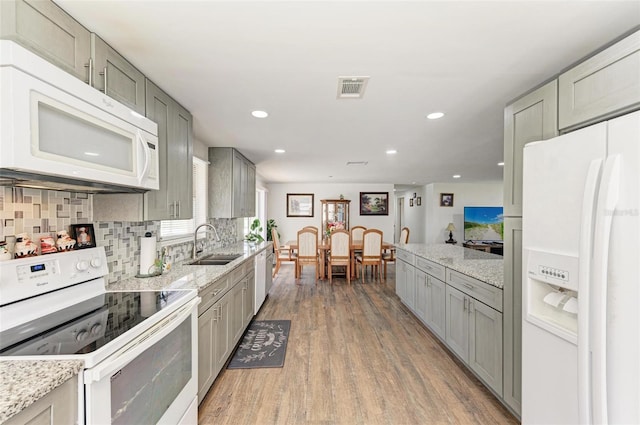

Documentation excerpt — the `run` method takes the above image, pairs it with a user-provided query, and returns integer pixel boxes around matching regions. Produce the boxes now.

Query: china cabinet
[321,199,350,236]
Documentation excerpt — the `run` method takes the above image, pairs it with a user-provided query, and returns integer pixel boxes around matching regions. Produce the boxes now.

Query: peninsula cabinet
[558,29,640,131]
[503,80,558,217]
[93,80,193,221]
[415,268,446,341]
[90,34,146,115]
[395,250,415,310]
[445,285,503,396]
[208,148,256,218]
[0,0,90,81]
[4,375,77,425]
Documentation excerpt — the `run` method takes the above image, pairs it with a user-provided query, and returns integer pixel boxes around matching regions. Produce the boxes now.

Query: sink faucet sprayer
[193,223,221,259]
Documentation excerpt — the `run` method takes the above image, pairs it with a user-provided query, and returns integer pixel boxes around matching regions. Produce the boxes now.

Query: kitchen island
[0,241,272,423]
[394,244,505,400]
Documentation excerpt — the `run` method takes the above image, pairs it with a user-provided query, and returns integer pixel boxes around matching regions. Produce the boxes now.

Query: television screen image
[464,206,504,242]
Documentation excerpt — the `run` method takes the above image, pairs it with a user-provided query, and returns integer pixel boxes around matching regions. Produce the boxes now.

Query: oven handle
[84,297,200,384]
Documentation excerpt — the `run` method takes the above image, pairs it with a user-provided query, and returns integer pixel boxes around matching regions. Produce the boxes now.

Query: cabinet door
[403,262,416,310]
[445,285,469,362]
[144,79,171,220]
[213,293,231,377]
[426,276,446,340]
[504,80,558,216]
[414,269,428,321]
[245,164,256,217]
[170,102,193,219]
[197,306,215,403]
[0,0,90,80]
[4,375,77,425]
[559,30,640,131]
[230,280,245,345]
[91,34,145,115]
[395,259,407,300]
[232,150,244,217]
[503,217,523,414]
[242,272,255,327]
[469,299,503,396]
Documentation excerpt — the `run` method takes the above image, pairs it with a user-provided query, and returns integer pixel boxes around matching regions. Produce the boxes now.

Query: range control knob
[76,330,88,342]
[90,258,102,268]
[76,261,89,271]
[90,324,103,336]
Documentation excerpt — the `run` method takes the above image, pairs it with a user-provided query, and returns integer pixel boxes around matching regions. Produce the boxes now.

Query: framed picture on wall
[360,192,389,215]
[409,199,414,207]
[287,193,314,217]
[416,197,422,206]
[70,224,96,249]
[440,193,454,207]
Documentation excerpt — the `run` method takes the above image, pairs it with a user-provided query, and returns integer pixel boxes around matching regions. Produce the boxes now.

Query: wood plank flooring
[198,264,519,425]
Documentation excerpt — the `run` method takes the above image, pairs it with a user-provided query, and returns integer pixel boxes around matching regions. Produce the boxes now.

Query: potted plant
[266,219,279,242]
[245,218,265,244]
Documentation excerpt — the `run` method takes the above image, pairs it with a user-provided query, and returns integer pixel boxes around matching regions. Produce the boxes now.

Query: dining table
[286,238,394,279]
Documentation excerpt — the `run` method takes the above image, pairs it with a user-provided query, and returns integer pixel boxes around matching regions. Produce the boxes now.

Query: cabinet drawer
[396,248,415,265]
[446,269,503,312]
[559,30,640,130]
[198,276,230,315]
[415,257,446,281]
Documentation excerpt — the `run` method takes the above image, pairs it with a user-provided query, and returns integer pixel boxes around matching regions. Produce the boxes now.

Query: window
[243,188,266,240]
[160,157,208,239]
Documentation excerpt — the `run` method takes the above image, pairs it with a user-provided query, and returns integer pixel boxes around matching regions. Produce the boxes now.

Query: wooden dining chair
[350,225,366,274]
[382,226,409,279]
[327,229,350,285]
[355,229,383,283]
[296,227,319,282]
[272,228,295,278]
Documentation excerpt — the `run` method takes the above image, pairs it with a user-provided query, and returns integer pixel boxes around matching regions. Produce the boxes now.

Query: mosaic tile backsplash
[1,187,240,284]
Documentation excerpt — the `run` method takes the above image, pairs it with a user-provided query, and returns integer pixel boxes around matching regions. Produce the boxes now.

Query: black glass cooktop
[0,290,192,356]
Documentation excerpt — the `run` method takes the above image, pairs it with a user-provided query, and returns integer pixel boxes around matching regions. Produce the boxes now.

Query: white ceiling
[56,1,639,187]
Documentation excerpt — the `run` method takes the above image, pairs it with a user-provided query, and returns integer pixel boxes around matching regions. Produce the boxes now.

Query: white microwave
[0,40,159,193]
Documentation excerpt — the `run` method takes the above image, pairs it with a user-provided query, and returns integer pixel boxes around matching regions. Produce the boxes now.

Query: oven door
[84,298,199,425]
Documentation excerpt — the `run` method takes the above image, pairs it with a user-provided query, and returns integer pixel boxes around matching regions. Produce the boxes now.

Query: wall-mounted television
[464,206,504,242]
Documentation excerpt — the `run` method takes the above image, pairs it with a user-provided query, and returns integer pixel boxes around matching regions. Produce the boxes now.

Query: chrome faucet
[193,223,221,259]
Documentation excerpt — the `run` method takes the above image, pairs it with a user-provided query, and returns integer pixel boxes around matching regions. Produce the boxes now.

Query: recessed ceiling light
[427,112,445,120]
[274,149,285,153]
[251,110,268,118]
[386,149,397,155]
[84,152,99,157]
[498,162,504,166]
[453,174,461,179]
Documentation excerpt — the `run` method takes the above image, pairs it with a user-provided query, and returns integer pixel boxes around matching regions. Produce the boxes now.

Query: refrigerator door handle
[578,158,604,424]
[591,154,621,424]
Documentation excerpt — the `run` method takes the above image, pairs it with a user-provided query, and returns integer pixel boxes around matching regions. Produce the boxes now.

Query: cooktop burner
[0,290,191,356]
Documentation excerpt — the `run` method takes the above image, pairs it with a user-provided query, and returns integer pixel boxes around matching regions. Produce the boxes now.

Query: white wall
[394,187,426,243]
[266,183,394,243]
[193,138,208,161]
[424,182,503,244]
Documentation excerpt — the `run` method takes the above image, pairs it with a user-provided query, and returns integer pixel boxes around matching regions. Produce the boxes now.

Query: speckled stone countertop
[107,241,272,291]
[0,360,83,423]
[396,243,504,288]
[0,241,271,423]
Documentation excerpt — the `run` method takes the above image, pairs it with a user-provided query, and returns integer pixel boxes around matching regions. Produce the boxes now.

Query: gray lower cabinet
[559,29,640,131]
[0,0,90,81]
[90,33,146,115]
[503,217,523,415]
[93,80,193,221]
[446,285,503,396]
[424,275,446,340]
[4,375,77,425]
[198,290,230,403]
[503,80,558,217]
[230,278,245,345]
[242,271,255,326]
[208,148,256,218]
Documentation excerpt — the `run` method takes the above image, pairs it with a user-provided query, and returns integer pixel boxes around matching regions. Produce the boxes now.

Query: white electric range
[0,247,200,424]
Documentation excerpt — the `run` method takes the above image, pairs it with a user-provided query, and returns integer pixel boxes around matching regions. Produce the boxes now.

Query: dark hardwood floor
[198,263,518,425]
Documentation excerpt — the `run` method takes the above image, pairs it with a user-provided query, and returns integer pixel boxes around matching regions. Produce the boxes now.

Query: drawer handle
[464,283,474,290]
[213,289,221,296]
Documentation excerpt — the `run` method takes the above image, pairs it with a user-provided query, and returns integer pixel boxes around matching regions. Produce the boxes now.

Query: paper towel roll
[139,235,157,275]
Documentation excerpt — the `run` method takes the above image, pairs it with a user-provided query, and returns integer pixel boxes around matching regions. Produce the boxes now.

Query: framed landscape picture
[287,193,314,217]
[360,192,389,215]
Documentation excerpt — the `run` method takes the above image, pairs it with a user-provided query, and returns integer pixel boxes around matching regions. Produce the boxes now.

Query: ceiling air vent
[346,161,368,166]
[337,76,370,99]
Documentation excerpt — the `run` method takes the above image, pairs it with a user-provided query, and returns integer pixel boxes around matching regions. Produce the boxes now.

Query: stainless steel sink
[188,254,242,266]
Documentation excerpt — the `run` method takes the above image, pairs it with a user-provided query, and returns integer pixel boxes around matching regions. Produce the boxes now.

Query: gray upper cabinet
[90,34,146,115]
[559,30,640,131]
[208,148,256,218]
[0,0,90,80]
[503,80,558,217]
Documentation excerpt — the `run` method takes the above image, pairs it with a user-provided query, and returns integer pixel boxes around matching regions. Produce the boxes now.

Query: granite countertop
[396,243,504,288]
[0,360,84,423]
[0,241,272,423]
[107,241,272,292]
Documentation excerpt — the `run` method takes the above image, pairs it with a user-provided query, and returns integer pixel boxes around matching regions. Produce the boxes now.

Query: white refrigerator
[521,110,639,424]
